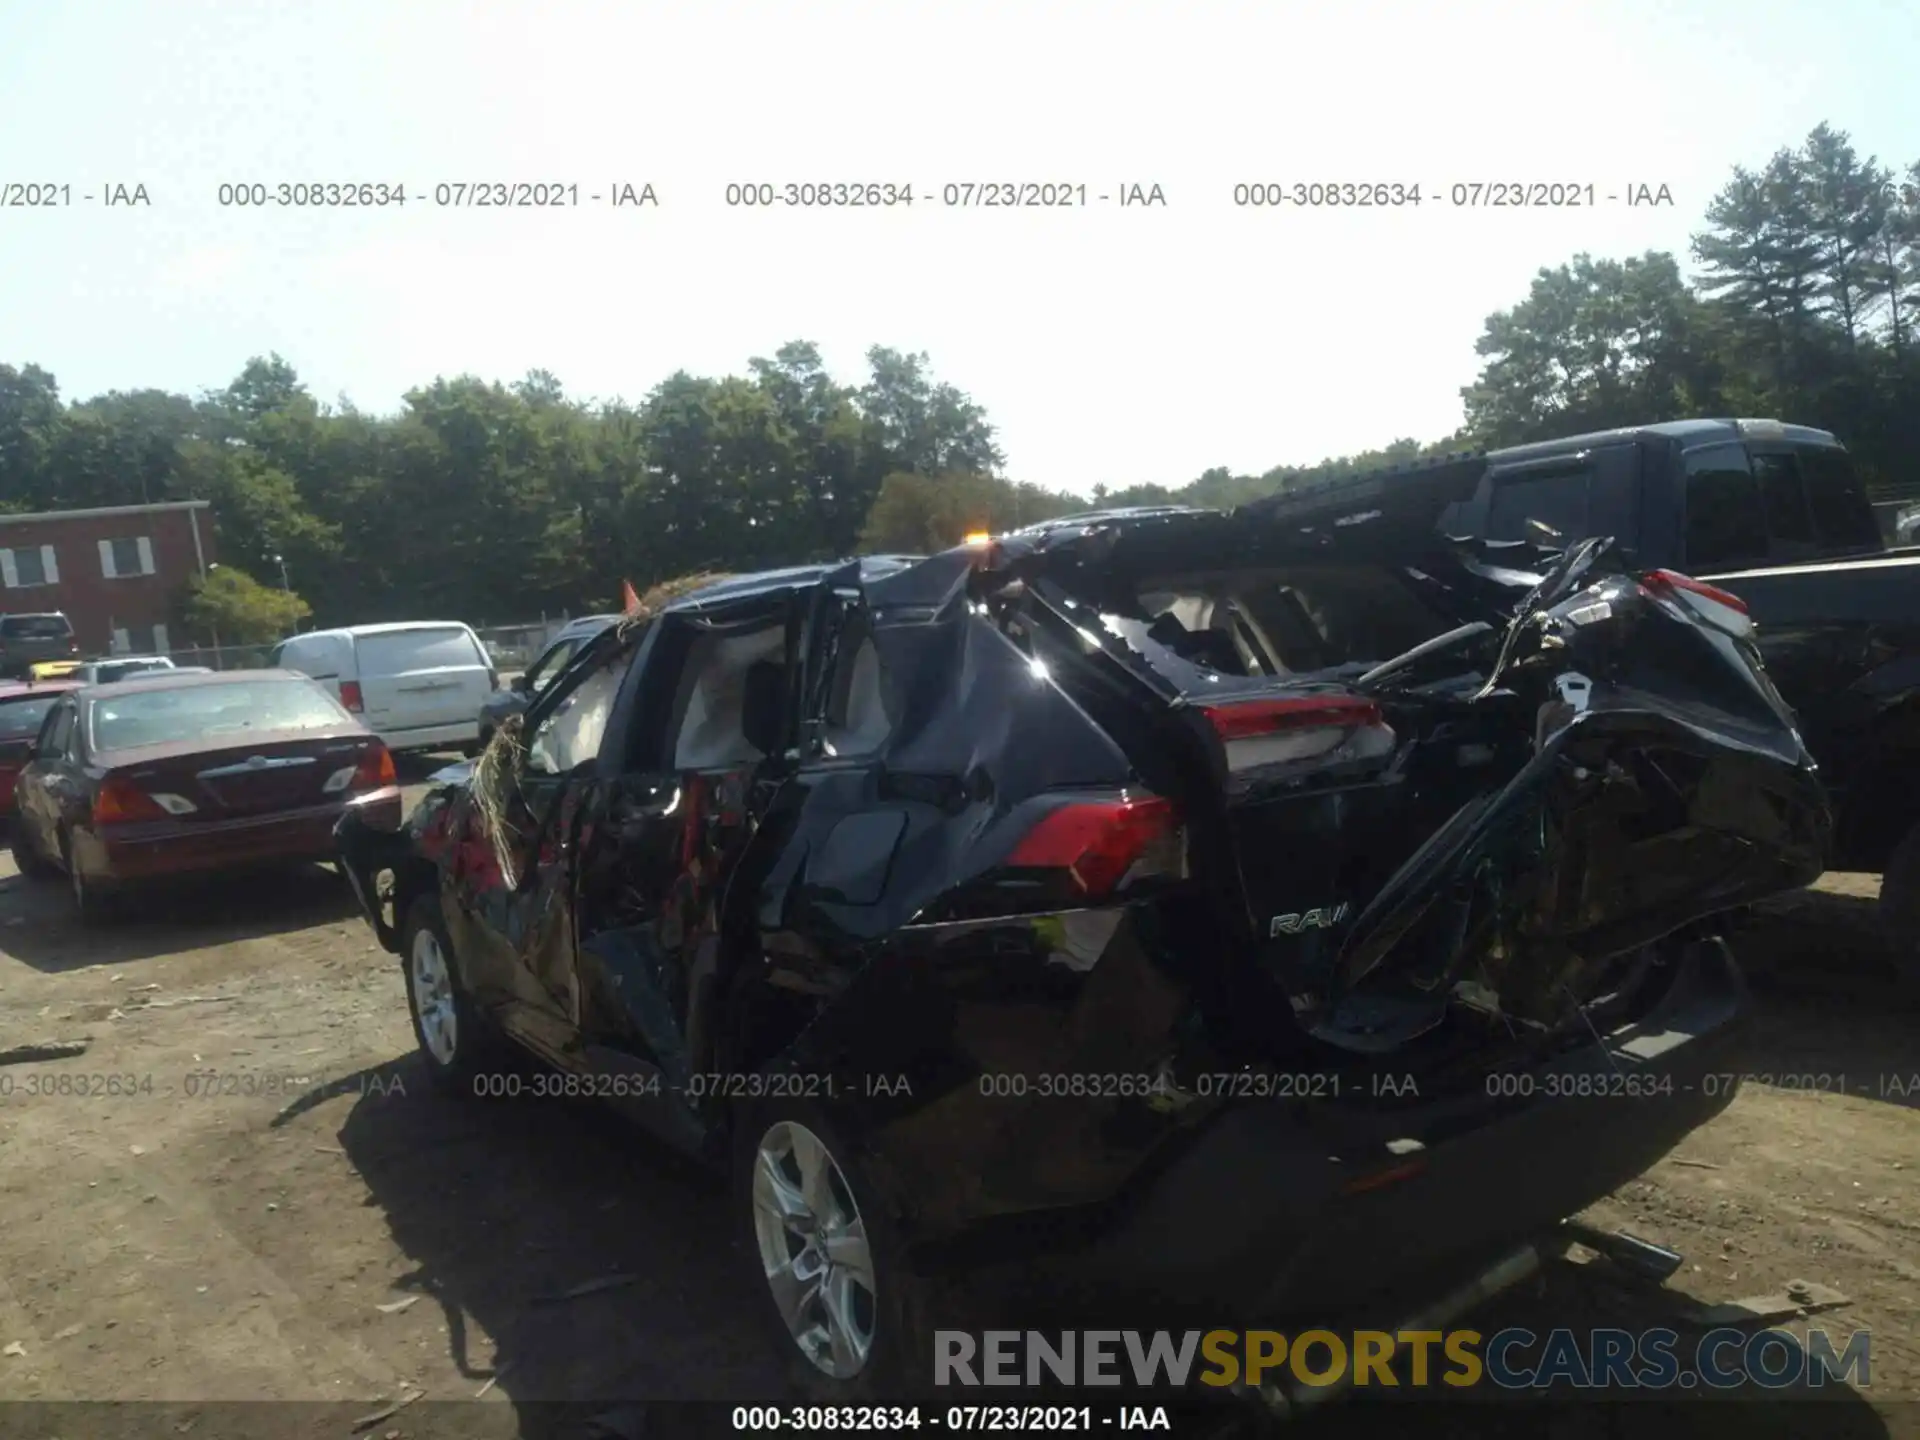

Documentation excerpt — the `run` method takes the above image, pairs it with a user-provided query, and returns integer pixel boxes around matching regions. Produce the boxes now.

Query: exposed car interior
[816,609,889,757]
[528,657,626,775]
[667,625,789,770]
[1131,564,1454,677]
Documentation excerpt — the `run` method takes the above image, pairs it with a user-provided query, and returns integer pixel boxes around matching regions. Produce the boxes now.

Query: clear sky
[2,0,1913,495]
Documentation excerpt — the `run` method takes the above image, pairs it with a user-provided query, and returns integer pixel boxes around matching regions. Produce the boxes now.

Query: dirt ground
[1,768,1916,1439]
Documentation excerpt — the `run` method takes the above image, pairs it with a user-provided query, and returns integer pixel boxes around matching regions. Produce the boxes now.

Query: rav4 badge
[1269,903,1350,937]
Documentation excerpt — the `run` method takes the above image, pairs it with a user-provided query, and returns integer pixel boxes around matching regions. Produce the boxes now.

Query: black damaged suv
[339,454,1828,1404]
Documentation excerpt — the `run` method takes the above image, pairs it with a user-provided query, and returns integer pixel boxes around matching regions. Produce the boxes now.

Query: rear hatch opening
[985,545,1772,1094]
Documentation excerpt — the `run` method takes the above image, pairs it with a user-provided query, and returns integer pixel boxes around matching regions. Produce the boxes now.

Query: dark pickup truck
[1337,417,1919,966]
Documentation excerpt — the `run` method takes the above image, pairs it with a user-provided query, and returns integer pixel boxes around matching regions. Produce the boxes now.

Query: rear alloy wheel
[737,1101,932,1398]
[8,823,58,880]
[400,893,505,1093]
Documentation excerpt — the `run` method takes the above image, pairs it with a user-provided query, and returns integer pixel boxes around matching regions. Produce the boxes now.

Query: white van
[271,622,497,754]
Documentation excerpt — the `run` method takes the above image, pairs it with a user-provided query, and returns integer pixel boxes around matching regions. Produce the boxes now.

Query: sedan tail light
[1641,569,1754,640]
[94,777,169,825]
[339,680,365,713]
[357,744,397,790]
[326,744,397,795]
[1005,794,1180,900]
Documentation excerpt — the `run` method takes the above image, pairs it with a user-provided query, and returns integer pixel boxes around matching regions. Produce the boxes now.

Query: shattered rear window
[89,679,349,751]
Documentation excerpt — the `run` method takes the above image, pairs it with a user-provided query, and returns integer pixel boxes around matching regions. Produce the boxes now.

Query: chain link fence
[473,620,569,672]
[159,642,279,671]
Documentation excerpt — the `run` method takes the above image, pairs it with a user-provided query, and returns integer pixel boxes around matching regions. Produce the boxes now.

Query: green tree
[0,363,66,512]
[182,565,311,645]
[1800,124,1891,350]
[859,348,1005,476]
[1462,252,1719,444]
[1692,149,1826,388]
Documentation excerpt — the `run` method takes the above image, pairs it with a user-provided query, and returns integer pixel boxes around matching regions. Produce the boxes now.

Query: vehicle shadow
[1735,881,1910,999]
[0,861,362,972]
[321,1052,1891,1440]
[327,1055,788,1430]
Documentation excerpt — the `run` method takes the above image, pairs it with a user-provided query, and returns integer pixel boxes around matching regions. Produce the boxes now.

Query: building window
[99,536,155,578]
[111,627,131,655]
[0,544,60,588]
[151,622,171,655]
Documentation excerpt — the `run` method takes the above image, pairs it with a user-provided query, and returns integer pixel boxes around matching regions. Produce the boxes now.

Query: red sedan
[0,679,83,817]
[9,669,403,920]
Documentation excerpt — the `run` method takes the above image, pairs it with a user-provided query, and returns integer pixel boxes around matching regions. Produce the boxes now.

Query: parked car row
[1,609,620,760]
[5,668,402,918]
[0,612,604,918]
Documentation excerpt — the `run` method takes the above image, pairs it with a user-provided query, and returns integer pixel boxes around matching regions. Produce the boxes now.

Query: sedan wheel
[409,925,460,1066]
[8,823,58,881]
[62,832,115,923]
[750,1119,879,1381]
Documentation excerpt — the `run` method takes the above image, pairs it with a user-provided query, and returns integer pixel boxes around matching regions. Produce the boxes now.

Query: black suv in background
[0,613,78,679]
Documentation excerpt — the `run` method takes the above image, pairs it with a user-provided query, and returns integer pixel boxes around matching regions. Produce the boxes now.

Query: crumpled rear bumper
[1053,936,1751,1323]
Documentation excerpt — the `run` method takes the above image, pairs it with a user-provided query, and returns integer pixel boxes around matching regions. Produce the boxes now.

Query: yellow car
[27,660,83,681]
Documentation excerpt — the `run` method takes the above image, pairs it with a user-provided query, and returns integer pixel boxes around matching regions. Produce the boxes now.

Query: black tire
[399,892,510,1095]
[1880,823,1920,992]
[60,830,119,923]
[8,822,58,881]
[733,1096,938,1401]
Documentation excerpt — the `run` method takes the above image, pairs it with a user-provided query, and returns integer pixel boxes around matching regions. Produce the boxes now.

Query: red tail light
[1201,695,1393,774]
[1005,795,1179,900]
[1641,569,1753,638]
[339,680,365,713]
[1202,695,1383,740]
[94,777,168,825]
[354,744,397,790]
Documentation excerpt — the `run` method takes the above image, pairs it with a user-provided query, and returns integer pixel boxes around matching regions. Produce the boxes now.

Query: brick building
[0,500,216,657]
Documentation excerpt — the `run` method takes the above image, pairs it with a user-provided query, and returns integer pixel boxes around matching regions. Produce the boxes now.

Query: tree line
[0,121,1914,642]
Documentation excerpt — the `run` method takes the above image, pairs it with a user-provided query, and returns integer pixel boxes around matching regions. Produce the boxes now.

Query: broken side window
[665,623,790,771]
[527,654,627,776]
[812,602,890,758]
